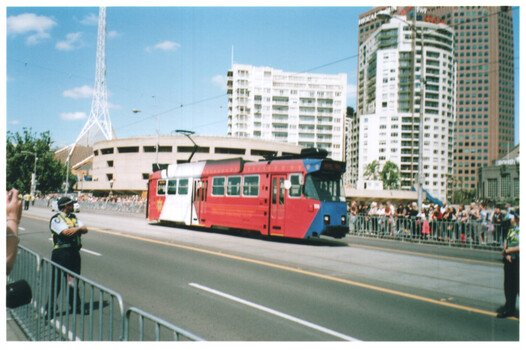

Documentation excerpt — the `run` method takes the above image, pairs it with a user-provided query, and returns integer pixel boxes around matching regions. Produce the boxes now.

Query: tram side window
[227,176,241,196]
[167,179,177,195]
[212,177,225,196]
[243,175,259,197]
[289,174,303,198]
[178,178,189,195]
[157,180,167,196]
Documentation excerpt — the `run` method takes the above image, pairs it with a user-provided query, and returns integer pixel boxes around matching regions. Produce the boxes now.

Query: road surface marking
[26,213,509,319]
[189,282,360,341]
[81,248,101,256]
[47,238,101,256]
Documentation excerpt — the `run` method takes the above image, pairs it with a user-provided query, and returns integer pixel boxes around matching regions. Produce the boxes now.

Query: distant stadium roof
[54,144,93,170]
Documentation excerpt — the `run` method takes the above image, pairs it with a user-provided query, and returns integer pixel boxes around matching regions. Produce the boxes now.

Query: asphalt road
[16,206,519,341]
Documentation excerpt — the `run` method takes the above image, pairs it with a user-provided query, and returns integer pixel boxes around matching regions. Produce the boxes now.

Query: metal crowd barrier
[124,307,205,341]
[33,198,146,216]
[78,200,145,215]
[7,246,204,341]
[38,258,125,341]
[348,214,506,249]
[7,246,41,340]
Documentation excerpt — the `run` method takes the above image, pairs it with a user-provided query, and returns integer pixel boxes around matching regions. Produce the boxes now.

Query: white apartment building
[227,64,347,161]
[356,16,456,201]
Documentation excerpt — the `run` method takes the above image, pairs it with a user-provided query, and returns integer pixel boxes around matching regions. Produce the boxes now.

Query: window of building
[501,175,511,198]
[101,148,114,155]
[118,146,139,153]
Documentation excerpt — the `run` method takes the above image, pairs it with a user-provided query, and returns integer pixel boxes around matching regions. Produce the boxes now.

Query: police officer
[497,214,519,318]
[46,196,88,318]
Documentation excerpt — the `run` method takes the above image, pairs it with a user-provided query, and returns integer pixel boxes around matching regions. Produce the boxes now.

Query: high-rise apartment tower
[227,64,347,161]
[356,13,455,201]
[356,6,515,199]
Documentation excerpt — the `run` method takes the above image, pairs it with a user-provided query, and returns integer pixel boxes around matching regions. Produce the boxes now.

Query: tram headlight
[341,215,346,225]
[324,215,330,225]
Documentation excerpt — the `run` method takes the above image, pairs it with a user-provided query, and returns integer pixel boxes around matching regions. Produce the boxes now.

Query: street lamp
[21,151,38,197]
[377,13,425,211]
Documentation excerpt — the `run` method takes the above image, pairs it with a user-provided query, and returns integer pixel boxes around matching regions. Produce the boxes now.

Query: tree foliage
[364,160,401,190]
[6,128,73,194]
[364,160,380,181]
[379,161,400,190]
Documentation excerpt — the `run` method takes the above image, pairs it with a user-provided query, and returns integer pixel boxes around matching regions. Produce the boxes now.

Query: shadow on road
[151,221,348,247]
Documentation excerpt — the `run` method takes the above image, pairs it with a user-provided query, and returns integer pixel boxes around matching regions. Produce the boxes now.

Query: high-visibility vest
[49,213,82,250]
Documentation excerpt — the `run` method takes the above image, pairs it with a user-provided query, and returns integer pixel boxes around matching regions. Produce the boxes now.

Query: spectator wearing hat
[45,196,88,318]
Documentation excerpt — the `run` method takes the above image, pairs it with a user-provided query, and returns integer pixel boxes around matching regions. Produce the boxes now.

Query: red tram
[146,148,348,239]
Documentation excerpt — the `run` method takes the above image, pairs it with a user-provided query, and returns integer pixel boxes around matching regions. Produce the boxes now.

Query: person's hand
[6,189,23,224]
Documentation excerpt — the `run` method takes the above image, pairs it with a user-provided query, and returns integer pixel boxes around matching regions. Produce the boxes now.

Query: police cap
[57,196,76,209]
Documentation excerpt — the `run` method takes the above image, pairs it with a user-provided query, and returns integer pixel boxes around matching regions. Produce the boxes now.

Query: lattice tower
[68,7,115,159]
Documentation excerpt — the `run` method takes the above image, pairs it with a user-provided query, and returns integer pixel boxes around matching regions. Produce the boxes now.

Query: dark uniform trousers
[47,247,82,314]
[503,256,519,313]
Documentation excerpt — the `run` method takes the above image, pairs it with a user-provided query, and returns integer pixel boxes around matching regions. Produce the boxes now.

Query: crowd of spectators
[348,200,519,246]
[30,193,147,215]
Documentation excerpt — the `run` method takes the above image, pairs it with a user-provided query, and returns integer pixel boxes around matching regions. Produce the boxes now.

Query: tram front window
[304,174,344,202]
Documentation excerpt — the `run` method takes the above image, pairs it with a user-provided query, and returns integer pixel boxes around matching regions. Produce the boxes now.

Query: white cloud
[108,102,121,110]
[8,120,21,125]
[63,85,94,99]
[56,32,83,51]
[7,13,57,45]
[79,13,98,26]
[108,30,121,39]
[60,112,87,121]
[146,40,180,53]
[211,75,227,91]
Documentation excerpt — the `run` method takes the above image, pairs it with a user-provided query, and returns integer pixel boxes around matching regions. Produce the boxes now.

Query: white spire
[69,7,115,158]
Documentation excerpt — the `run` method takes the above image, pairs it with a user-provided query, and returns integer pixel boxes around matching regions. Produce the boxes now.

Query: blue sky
[4,4,521,150]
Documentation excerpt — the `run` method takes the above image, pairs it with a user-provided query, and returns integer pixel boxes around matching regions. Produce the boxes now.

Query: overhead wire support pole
[175,130,198,163]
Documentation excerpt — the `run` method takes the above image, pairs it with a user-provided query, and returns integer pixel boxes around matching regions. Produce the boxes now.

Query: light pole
[21,151,38,197]
[378,13,425,211]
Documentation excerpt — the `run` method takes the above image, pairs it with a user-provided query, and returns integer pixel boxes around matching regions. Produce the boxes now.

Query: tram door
[269,175,286,236]
[192,179,204,225]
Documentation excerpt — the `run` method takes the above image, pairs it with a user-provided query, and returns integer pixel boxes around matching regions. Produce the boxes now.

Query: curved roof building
[74,134,304,196]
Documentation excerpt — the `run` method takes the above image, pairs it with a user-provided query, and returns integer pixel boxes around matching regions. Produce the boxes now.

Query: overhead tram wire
[9,6,519,135]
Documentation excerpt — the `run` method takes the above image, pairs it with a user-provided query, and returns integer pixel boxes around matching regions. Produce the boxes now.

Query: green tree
[6,128,74,194]
[379,161,400,190]
[364,160,380,181]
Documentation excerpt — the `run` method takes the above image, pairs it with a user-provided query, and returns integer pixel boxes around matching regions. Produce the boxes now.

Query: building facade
[356,6,516,200]
[227,64,347,161]
[355,14,456,202]
[477,144,519,205]
[74,135,304,196]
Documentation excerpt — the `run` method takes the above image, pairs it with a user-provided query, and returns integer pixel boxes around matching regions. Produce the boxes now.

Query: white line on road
[189,282,360,341]
[46,238,101,256]
[81,248,101,256]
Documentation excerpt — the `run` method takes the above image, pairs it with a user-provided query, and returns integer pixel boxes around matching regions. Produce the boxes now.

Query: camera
[6,280,32,308]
